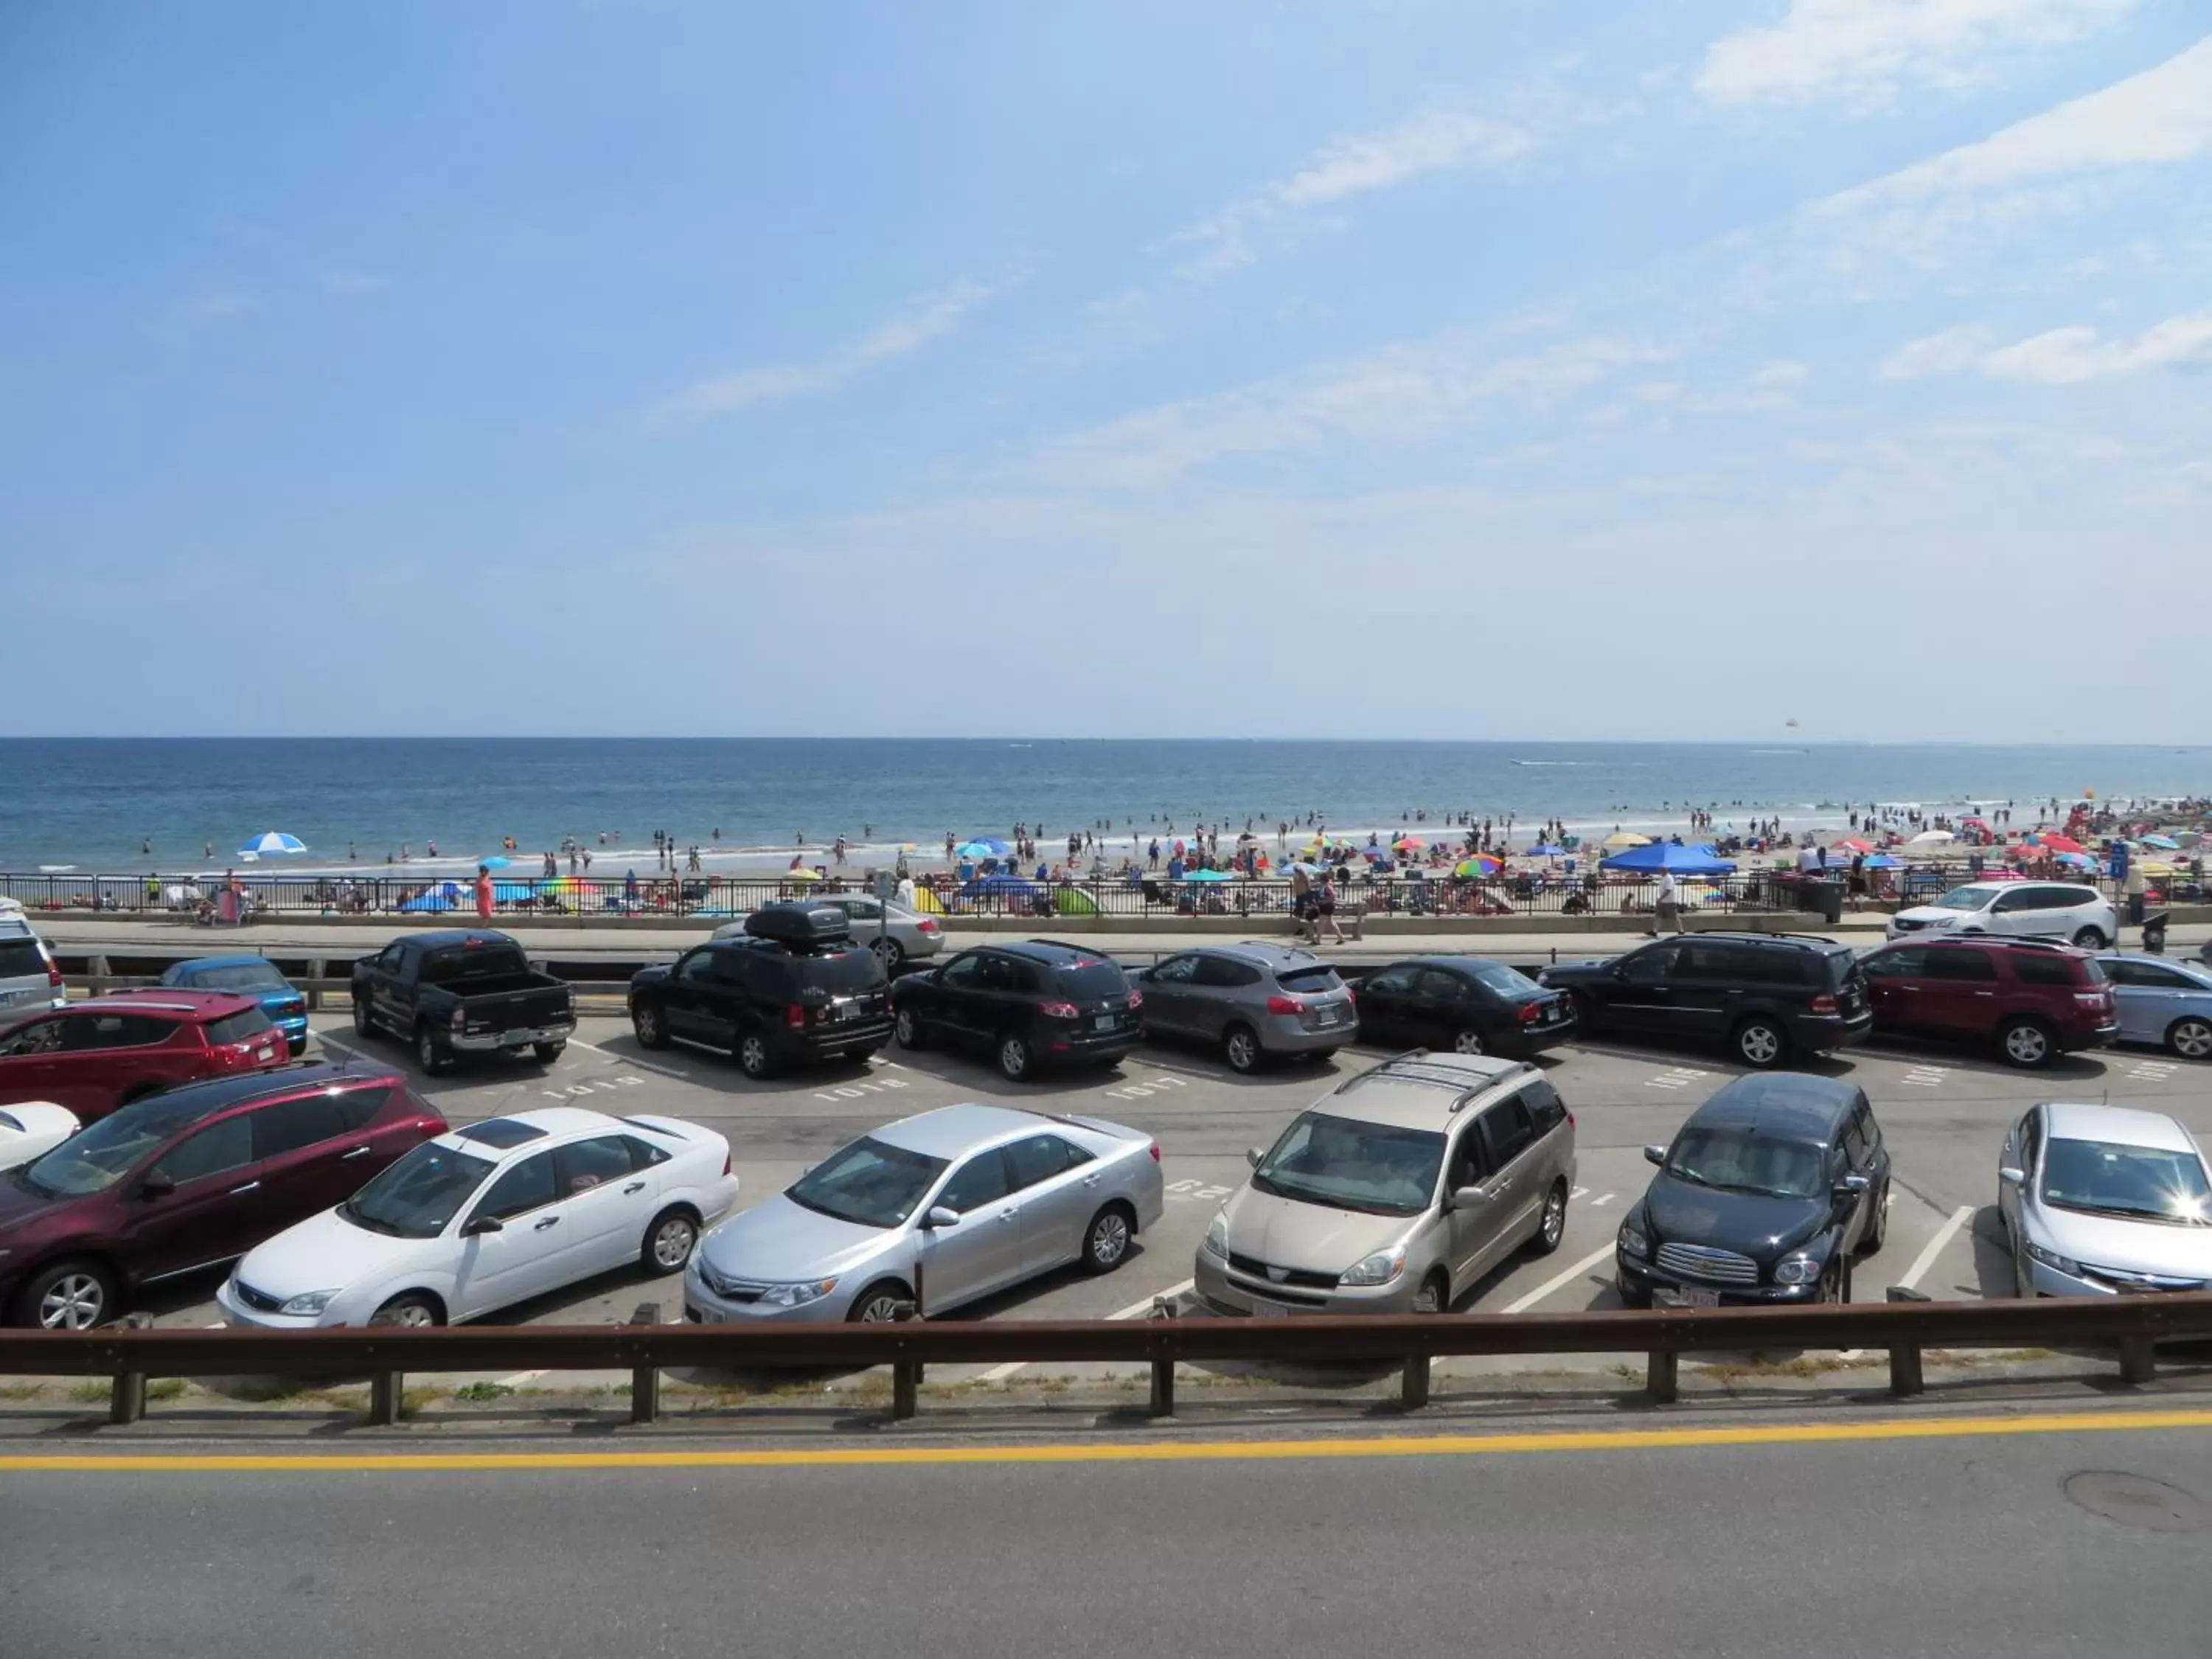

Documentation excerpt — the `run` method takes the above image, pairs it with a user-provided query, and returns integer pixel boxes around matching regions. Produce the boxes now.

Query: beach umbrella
[1960,815,1989,827]
[1907,830,1955,845]
[2053,850,2096,869]
[910,886,945,914]
[478,855,512,869]
[1603,831,1651,849]
[2030,832,2087,855]
[238,831,307,857]
[1392,835,1425,851]
[1599,841,1737,876]
[1525,842,1567,858]
[955,838,1009,859]
[2140,834,2180,849]
[1454,855,1503,877]
[2140,860,2178,878]
[397,883,461,914]
[1185,869,1233,882]
[1286,860,1322,877]
[1860,852,1902,869]
[1832,838,1874,854]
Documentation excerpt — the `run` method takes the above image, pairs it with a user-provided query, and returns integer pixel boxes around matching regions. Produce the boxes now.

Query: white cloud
[1984,310,2212,379]
[1699,0,2140,112]
[655,276,1011,422]
[1879,323,1998,378]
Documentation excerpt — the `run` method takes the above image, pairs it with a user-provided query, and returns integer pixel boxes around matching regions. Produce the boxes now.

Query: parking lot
[108,998,2212,1388]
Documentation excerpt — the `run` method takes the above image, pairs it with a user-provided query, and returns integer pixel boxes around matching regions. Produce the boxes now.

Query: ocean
[1,738,2202,877]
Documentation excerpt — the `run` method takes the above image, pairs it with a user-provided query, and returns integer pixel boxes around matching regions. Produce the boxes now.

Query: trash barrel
[2127,891,2146,926]
[1807,878,1843,925]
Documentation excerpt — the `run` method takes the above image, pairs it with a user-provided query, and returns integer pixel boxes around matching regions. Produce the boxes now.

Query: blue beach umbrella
[479,855,513,869]
[397,883,462,913]
[238,831,308,857]
[1598,841,1738,876]
[956,838,1011,859]
[1185,869,1233,882]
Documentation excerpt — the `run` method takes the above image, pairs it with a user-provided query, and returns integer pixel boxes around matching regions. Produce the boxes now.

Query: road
[6,1407,2211,1655]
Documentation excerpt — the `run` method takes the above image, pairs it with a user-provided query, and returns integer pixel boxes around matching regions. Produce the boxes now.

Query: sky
[2,0,2208,742]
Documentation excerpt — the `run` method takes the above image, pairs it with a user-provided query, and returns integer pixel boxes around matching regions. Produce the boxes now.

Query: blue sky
[3,0,2208,740]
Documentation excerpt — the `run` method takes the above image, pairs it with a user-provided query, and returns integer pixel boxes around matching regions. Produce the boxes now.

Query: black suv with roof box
[627,902,891,1078]
[1539,932,1870,1068]
[889,939,1141,1081]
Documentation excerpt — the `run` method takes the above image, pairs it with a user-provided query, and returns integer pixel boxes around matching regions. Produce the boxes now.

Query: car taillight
[1809,994,1837,1014]
[722,1150,733,1177]
[1039,1001,1079,1020]
[451,1008,466,1031]
[785,1004,807,1029]
[2075,992,2107,1006]
[1126,990,1143,1010]
[1517,1001,1543,1023]
[46,958,62,989]
[1266,995,1304,1015]
[917,919,940,933]
[1148,1141,1161,1162]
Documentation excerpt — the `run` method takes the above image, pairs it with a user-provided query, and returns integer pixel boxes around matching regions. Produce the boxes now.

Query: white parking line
[1644,1067,1708,1091]
[314,1033,370,1062]
[976,1277,1195,1384]
[2126,1060,2179,1082]
[1897,1204,1975,1294]
[1899,1065,1948,1089]
[1503,1245,1615,1314]
[567,1037,692,1081]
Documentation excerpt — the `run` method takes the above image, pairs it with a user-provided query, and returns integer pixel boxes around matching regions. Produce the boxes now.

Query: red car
[0,1060,447,1328]
[1860,935,2118,1068]
[0,991,288,1122]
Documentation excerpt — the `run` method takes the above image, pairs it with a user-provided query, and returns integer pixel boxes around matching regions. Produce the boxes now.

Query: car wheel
[1310,1048,1338,1062]
[1451,1027,1486,1056]
[872,936,905,971]
[632,1002,669,1050]
[1569,990,1599,1029]
[1857,1182,1890,1257]
[368,1293,442,1328]
[17,1259,116,1331]
[1998,1017,2053,1068]
[1222,1023,1261,1074]
[415,1024,451,1077]
[894,1007,926,1050]
[737,1032,776,1079]
[352,996,375,1038]
[641,1208,700,1273]
[846,1282,911,1324]
[1529,1180,1568,1258]
[532,1041,565,1065]
[1081,1204,1135,1274]
[1732,1018,1787,1068]
[2072,926,2107,950]
[2013,1245,2032,1300]
[1411,1271,1450,1315]
[2167,1017,2212,1060]
[997,1032,1032,1082]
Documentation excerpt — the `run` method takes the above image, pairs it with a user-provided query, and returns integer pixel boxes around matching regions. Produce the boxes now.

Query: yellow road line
[1,1406,2208,1473]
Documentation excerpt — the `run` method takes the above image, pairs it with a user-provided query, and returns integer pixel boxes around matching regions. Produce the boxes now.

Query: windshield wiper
[338,1202,402,1236]
[2065,1201,2200,1225]
[1665,1166,1714,1189]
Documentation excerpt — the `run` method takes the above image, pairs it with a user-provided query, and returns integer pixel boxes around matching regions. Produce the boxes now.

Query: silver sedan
[1999,1100,2212,1295]
[685,1103,1166,1324]
[717,895,944,969]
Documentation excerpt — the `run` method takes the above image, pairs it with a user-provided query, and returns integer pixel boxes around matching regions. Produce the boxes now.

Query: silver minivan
[0,906,63,1017]
[1194,1052,1576,1316]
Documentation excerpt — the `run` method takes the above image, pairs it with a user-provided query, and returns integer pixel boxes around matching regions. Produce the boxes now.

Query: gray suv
[1194,1052,1576,1316]
[1134,942,1357,1073]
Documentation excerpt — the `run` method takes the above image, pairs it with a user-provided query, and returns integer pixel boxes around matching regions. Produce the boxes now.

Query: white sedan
[0,1102,78,1173]
[217,1106,739,1328]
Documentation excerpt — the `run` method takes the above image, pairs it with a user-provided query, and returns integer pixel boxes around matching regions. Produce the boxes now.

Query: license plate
[1251,1298,1292,1318]
[1661,1285,1722,1308]
[1093,1015,1117,1032]
[501,1031,531,1047]
[256,1046,274,1061]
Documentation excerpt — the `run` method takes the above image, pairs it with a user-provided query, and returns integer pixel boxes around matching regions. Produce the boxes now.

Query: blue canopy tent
[1597,841,1737,876]
[962,874,1043,900]
[397,883,462,913]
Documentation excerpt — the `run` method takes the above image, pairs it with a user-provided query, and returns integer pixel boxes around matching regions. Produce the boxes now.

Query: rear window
[0,940,47,979]
[180,962,288,994]
[796,948,886,995]
[420,944,530,984]
[1823,952,1860,988]
[1050,961,1129,999]
[1277,965,1346,994]
[204,1009,274,1046]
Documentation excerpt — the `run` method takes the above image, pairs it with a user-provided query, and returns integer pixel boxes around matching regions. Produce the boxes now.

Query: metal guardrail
[3,1291,2205,1427]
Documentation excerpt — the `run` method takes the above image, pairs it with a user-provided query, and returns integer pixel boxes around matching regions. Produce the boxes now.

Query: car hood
[0,1102,78,1171]
[1220,1183,1413,1273]
[2031,1205,2212,1281]
[630,964,671,990]
[1537,959,1617,987]
[1893,906,1969,928]
[0,1171,67,1235]
[1642,1173,1828,1259]
[697,1193,897,1281]
[234,1207,434,1298]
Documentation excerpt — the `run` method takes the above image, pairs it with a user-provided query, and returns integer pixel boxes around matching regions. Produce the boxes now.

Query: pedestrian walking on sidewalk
[1654,871,1683,935]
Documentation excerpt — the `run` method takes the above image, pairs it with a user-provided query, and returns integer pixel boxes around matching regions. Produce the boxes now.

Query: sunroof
[456,1117,548,1149]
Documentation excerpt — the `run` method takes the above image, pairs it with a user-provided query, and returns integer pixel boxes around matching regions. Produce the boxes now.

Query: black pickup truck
[351,930,576,1075]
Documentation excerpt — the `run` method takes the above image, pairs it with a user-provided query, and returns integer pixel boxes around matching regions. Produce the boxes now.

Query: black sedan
[1349,956,1576,1057]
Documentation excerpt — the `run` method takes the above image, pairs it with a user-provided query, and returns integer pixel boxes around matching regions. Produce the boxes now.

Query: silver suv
[1194,1051,1576,1316]
[1134,942,1357,1073]
[0,907,63,1017]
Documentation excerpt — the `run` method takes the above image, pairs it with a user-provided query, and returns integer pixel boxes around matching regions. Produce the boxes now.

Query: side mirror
[1448,1185,1488,1211]
[1245,1147,1263,1169]
[461,1214,503,1237]
[921,1205,960,1230]
[139,1172,175,1200]
[1643,1144,1666,1167]
[1998,1166,2025,1188]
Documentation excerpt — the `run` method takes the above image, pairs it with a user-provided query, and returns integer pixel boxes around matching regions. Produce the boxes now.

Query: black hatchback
[1350,957,1575,1058]
[1540,932,1870,1068]
[891,939,1141,1081]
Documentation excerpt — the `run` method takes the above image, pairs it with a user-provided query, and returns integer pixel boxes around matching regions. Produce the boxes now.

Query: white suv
[0,903,63,1015]
[1889,881,2117,949]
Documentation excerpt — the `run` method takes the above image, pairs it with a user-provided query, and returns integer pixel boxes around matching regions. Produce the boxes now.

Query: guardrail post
[890,1288,921,1421]
[1147,1296,1177,1418]
[1399,1346,1430,1411]
[628,1301,661,1425]
[1885,1286,1927,1397]
[2117,1335,2156,1386]
[307,961,327,1011]
[1646,1346,1679,1405]
[369,1368,403,1426]
[108,1312,154,1425]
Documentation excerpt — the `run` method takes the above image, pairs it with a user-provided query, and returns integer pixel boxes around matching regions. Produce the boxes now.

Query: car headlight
[279,1290,338,1317]
[2025,1241,2081,1276]
[757,1279,839,1308]
[1772,1253,1824,1286]
[1203,1212,1230,1261]
[1338,1246,1407,1287]
[1617,1222,1649,1259]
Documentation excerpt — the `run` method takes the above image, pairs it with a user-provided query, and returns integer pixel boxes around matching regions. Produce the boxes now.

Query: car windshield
[1665,1128,1826,1201]
[786,1135,948,1228]
[2040,1138,2212,1226]
[180,963,288,993]
[339,1141,496,1238]
[1930,886,1996,912]
[1251,1111,1444,1217]
[19,1094,222,1197]
[1467,962,1545,997]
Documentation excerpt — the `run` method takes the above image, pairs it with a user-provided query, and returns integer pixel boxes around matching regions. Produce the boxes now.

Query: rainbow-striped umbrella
[1455,855,1503,877]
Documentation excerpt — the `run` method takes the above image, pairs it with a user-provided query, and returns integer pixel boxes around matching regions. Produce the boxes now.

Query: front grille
[232,1280,284,1313]
[1225,1252,1339,1291]
[1655,1242,1760,1285]
[2084,1265,2205,1294]
[698,1265,766,1303]
[1891,917,1923,932]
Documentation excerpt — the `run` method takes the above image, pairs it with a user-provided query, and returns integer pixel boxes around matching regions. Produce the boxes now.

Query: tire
[15,1259,117,1331]
[532,1041,565,1065]
[632,1001,669,1050]
[641,1208,700,1273]
[2167,1017,2212,1060]
[872,936,905,971]
[894,1006,926,1050]
[1857,1181,1889,1258]
[368,1293,443,1328]
[1411,1271,1450,1315]
[1222,1023,1261,1075]
[1569,990,1599,1029]
[737,1032,776,1079]
[1528,1179,1568,1257]
[415,1024,451,1077]
[1732,1017,1787,1068]
[1080,1204,1135,1274]
[846,1281,911,1324]
[352,995,375,1038]
[1450,1027,1486,1057]
[1998,1017,2054,1069]
[2072,926,2107,950]
[1310,1048,1338,1062]
[997,1032,1033,1082]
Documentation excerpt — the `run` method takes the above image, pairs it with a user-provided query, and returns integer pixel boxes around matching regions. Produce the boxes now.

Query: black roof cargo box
[743,902,851,950]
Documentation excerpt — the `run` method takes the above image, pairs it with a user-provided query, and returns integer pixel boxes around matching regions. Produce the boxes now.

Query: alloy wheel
[1541,1186,1566,1249]
[38,1273,105,1331]
[1453,1029,1485,1055]
[652,1217,697,1270]
[1090,1211,1130,1267]
[1738,1023,1782,1066]
[1225,1029,1258,1072]
[2003,1023,2050,1066]
[2171,1019,2212,1060]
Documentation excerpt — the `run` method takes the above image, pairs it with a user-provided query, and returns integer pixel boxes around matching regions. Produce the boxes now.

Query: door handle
[997,1207,1018,1222]
[229,1180,262,1195]
[1082,1174,1101,1188]
[622,1180,647,1194]
[1973,991,1994,998]
[340,1145,375,1160]
[533,1215,561,1230]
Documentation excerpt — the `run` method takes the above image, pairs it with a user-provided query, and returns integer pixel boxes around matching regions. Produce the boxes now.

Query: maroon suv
[0,991,288,1122]
[1860,936,2118,1068]
[0,1061,446,1328]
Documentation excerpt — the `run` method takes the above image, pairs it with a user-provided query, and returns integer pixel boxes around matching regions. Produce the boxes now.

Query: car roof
[1909,934,2089,958]
[1324,1052,1534,1130]
[430,1106,627,1154]
[1667,931,1851,953]
[993,939,1118,966]
[2043,1101,2197,1152]
[80,990,262,1018]
[167,954,281,973]
[102,1060,402,1122]
[1685,1073,1862,1141]
[1184,941,1329,968]
[397,930,516,950]
[872,1103,1065,1158]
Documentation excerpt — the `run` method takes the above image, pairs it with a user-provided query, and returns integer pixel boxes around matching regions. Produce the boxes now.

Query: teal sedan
[159,956,310,1054]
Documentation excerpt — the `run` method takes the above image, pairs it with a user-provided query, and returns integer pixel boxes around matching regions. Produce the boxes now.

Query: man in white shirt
[1797,841,1823,874]
[1655,870,1683,935]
